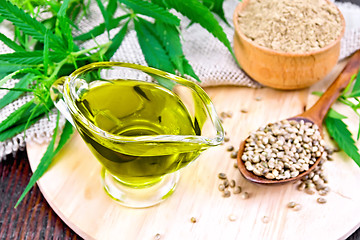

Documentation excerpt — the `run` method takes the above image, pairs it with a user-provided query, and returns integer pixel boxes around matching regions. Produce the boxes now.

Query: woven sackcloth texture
[0,0,360,159]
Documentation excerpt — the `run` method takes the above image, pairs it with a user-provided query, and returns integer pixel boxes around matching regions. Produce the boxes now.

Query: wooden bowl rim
[232,0,346,57]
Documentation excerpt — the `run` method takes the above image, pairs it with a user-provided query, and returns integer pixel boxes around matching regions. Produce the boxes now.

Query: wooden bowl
[233,0,345,90]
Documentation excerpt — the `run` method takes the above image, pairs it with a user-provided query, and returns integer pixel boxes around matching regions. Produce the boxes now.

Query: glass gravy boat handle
[50,76,75,126]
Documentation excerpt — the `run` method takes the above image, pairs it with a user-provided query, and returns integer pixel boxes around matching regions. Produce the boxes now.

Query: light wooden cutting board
[27,61,360,240]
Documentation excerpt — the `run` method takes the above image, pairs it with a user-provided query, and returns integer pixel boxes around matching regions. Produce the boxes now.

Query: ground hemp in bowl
[237,0,343,53]
[241,120,325,180]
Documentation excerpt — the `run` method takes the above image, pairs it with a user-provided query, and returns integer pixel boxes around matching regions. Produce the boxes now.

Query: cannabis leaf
[164,0,236,60]
[134,17,175,73]
[201,0,230,26]
[346,70,360,97]
[0,68,42,87]
[0,73,34,109]
[154,21,199,81]
[43,29,50,74]
[0,0,66,51]
[95,0,111,36]
[119,0,180,26]
[15,115,74,208]
[0,32,24,52]
[327,108,347,119]
[107,0,118,17]
[318,68,360,166]
[0,98,53,134]
[0,51,66,65]
[74,15,130,41]
[0,61,30,74]
[104,20,130,60]
[58,0,71,17]
[325,114,360,167]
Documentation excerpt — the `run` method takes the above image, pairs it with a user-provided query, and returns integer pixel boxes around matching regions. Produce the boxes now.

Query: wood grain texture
[0,149,81,240]
[2,152,359,240]
[25,61,360,240]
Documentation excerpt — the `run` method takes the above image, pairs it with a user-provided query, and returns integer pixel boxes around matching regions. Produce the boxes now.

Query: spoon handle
[302,50,360,125]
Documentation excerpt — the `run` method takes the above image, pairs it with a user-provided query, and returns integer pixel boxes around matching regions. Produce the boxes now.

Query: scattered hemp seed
[333,147,340,152]
[317,197,327,204]
[229,214,238,221]
[233,186,242,194]
[154,233,161,240]
[318,189,328,196]
[321,175,328,184]
[220,112,227,119]
[255,97,262,101]
[230,151,238,159]
[223,179,230,188]
[293,204,302,211]
[230,179,236,188]
[227,145,235,151]
[326,154,333,161]
[218,173,227,180]
[297,182,306,191]
[262,216,270,224]
[218,184,225,191]
[287,201,297,208]
[223,189,231,198]
[241,192,249,199]
[304,188,315,195]
[220,111,233,119]
[233,162,238,168]
[190,217,197,223]
[224,136,230,142]
[240,109,248,113]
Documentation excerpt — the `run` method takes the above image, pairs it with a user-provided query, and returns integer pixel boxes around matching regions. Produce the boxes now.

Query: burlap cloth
[0,0,360,160]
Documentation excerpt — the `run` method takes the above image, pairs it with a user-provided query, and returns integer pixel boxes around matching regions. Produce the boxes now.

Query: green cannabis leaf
[0,51,66,65]
[119,0,181,26]
[74,15,130,41]
[104,19,130,60]
[0,74,33,109]
[15,115,74,208]
[319,69,360,167]
[134,17,176,73]
[0,32,24,51]
[325,113,360,167]
[163,0,236,61]
[346,70,360,98]
[202,0,230,26]
[326,108,347,119]
[0,0,66,51]
[0,0,235,206]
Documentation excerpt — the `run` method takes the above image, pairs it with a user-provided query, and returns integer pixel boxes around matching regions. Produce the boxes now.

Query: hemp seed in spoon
[241,120,325,180]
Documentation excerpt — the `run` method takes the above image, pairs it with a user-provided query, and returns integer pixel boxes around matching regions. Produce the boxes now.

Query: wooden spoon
[237,50,360,184]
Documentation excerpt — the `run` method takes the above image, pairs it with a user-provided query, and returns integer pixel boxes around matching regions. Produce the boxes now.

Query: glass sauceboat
[51,62,224,208]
